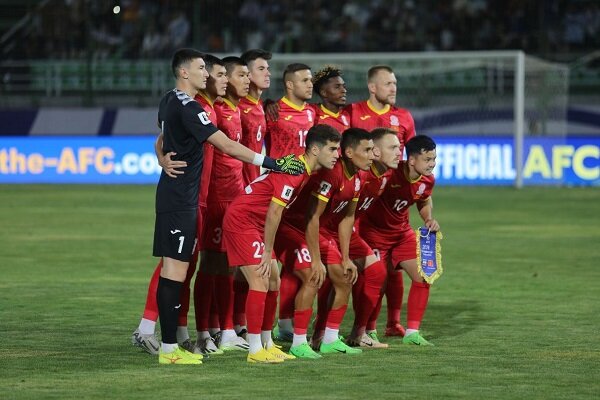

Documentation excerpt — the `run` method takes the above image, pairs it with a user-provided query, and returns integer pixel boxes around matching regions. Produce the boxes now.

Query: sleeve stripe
[312,192,330,203]
[271,197,287,207]
[352,197,359,202]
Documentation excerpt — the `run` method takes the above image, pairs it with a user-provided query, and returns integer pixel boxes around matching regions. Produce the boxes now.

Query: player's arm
[305,195,328,287]
[337,200,359,284]
[256,201,286,278]
[154,132,187,178]
[207,130,304,175]
[417,197,440,232]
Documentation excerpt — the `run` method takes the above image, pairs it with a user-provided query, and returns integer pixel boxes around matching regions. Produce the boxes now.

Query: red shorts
[360,225,416,268]
[323,228,374,260]
[275,223,342,271]
[222,227,275,267]
[200,201,231,252]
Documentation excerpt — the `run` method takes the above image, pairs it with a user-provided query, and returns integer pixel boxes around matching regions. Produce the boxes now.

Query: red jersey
[209,98,244,202]
[266,97,315,158]
[195,93,218,207]
[239,95,266,185]
[355,165,393,221]
[285,159,360,233]
[313,104,350,133]
[363,161,435,231]
[225,155,313,231]
[345,100,416,151]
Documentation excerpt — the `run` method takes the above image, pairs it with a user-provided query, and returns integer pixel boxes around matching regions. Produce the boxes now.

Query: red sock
[142,261,161,321]
[367,295,383,331]
[246,290,267,334]
[209,292,220,330]
[313,278,332,334]
[385,270,404,327]
[326,304,348,330]
[293,308,313,335]
[262,290,279,331]
[215,274,234,330]
[177,255,197,326]
[193,270,215,331]
[406,281,430,330]
[233,279,249,327]
[352,271,365,318]
[279,270,300,319]
[355,260,386,329]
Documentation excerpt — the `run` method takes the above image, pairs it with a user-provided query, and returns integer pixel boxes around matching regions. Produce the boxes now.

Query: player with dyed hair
[222,124,342,363]
[311,65,350,132]
[360,135,440,346]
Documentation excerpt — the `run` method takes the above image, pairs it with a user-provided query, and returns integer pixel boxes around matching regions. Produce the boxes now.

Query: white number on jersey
[358,197,374,211]
[298,130,308,147]
[393,199,408,212]
[252,241,265,258]
[332,200,349,214]
[294,248,312,263]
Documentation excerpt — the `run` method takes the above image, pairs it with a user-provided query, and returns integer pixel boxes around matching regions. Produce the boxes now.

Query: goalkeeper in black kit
[152,48,304,365]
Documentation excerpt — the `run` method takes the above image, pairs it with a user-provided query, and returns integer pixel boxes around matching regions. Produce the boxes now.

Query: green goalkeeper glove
[263,154,305,175]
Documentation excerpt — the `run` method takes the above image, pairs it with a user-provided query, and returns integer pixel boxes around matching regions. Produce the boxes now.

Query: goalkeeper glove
[263,154,305,175]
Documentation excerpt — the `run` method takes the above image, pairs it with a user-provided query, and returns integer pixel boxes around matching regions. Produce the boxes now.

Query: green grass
[0,185,599,399]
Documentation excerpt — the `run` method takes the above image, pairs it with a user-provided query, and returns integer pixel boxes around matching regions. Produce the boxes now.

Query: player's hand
[263,99,280,122]
[342,260,358,285]
[256,251,272,279]
[159,152,187,178]
[274,154,305,175]
[309,261,327,288]
[425,218,440,232]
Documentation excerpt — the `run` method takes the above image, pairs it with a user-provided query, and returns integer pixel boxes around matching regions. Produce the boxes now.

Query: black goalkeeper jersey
[155,89,219,213]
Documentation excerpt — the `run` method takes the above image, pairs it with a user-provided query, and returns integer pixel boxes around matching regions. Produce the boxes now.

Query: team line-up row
[133,48,441,364]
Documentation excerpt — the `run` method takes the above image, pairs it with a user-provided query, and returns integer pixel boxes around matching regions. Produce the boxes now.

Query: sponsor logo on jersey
[198,112,211,125]
[320,115,329,120]
[360,115,371,121]
[391,183,402,188]
[281,185,294,200]
[390,115,400,126]
[226,115,233,121]
[284,115,293,121]
[170,229,181,234]
[243,108,252,114]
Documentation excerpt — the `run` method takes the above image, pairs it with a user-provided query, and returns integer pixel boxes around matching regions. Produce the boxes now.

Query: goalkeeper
[151,48,304,365]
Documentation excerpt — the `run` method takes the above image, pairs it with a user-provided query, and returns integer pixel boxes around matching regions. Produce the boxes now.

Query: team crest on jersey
[318,181,332,196]
[354,178,361,192]
[307,109,313,122]
[390,115,399,126]
[341,115,349,126]
[281,185,294,200]
[198,112,211,125]
[416,183,426,196]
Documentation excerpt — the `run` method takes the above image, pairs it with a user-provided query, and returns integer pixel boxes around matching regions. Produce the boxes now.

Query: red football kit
[239,95,266,185]
[195,93,218,210]
[313,104,350,133]
[355,165,394,222]
[222,155,313,267]
[266,97,314,158]
[345,100,416,150]
[202,98,245,252]
[360,161,435,267]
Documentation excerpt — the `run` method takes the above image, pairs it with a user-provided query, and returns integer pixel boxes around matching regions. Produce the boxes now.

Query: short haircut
[240,49,272,67]
[171,48,205,78]
[405,135,436,156]
[305,124,341,149]
[367,65,394,82]
[202,54,224,73]
[312,65,342,95]
[370,127,397,142]
[340,128,372,152]
[221,56,247,75]
[283,63,311,84]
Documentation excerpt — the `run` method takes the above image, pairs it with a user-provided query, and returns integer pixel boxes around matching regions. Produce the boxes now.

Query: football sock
[142,262,161,321]
[157,277,183,344]
[176,326,190,343]
[293,308,312,335]
[292,334,307,347]
[367,295,383,331]
[161,342,177,353]
[323,327,339,345]
[233,279,249,328]
[247,333,262,354]
[386,270,404,326]
[246,289,267,334]
[278,318,293,332]
[407,281,430,330]
[314,278,332,334]
[209,294,220,333]
[262,290,279,331]
[405,328,419,336]
[356,260,386,329]
[138,318,156,336]
[193,270,215,332]
[215,274,235,330]
[197,330,210,340]
[220,329,238,344]
[209,328,220,336]
[278,271,300,319]
[261,330,274,349]
[352,272,366,319]
[177,251,197,326]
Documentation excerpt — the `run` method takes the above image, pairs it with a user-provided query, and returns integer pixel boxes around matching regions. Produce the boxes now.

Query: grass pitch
[0,185,598,399]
